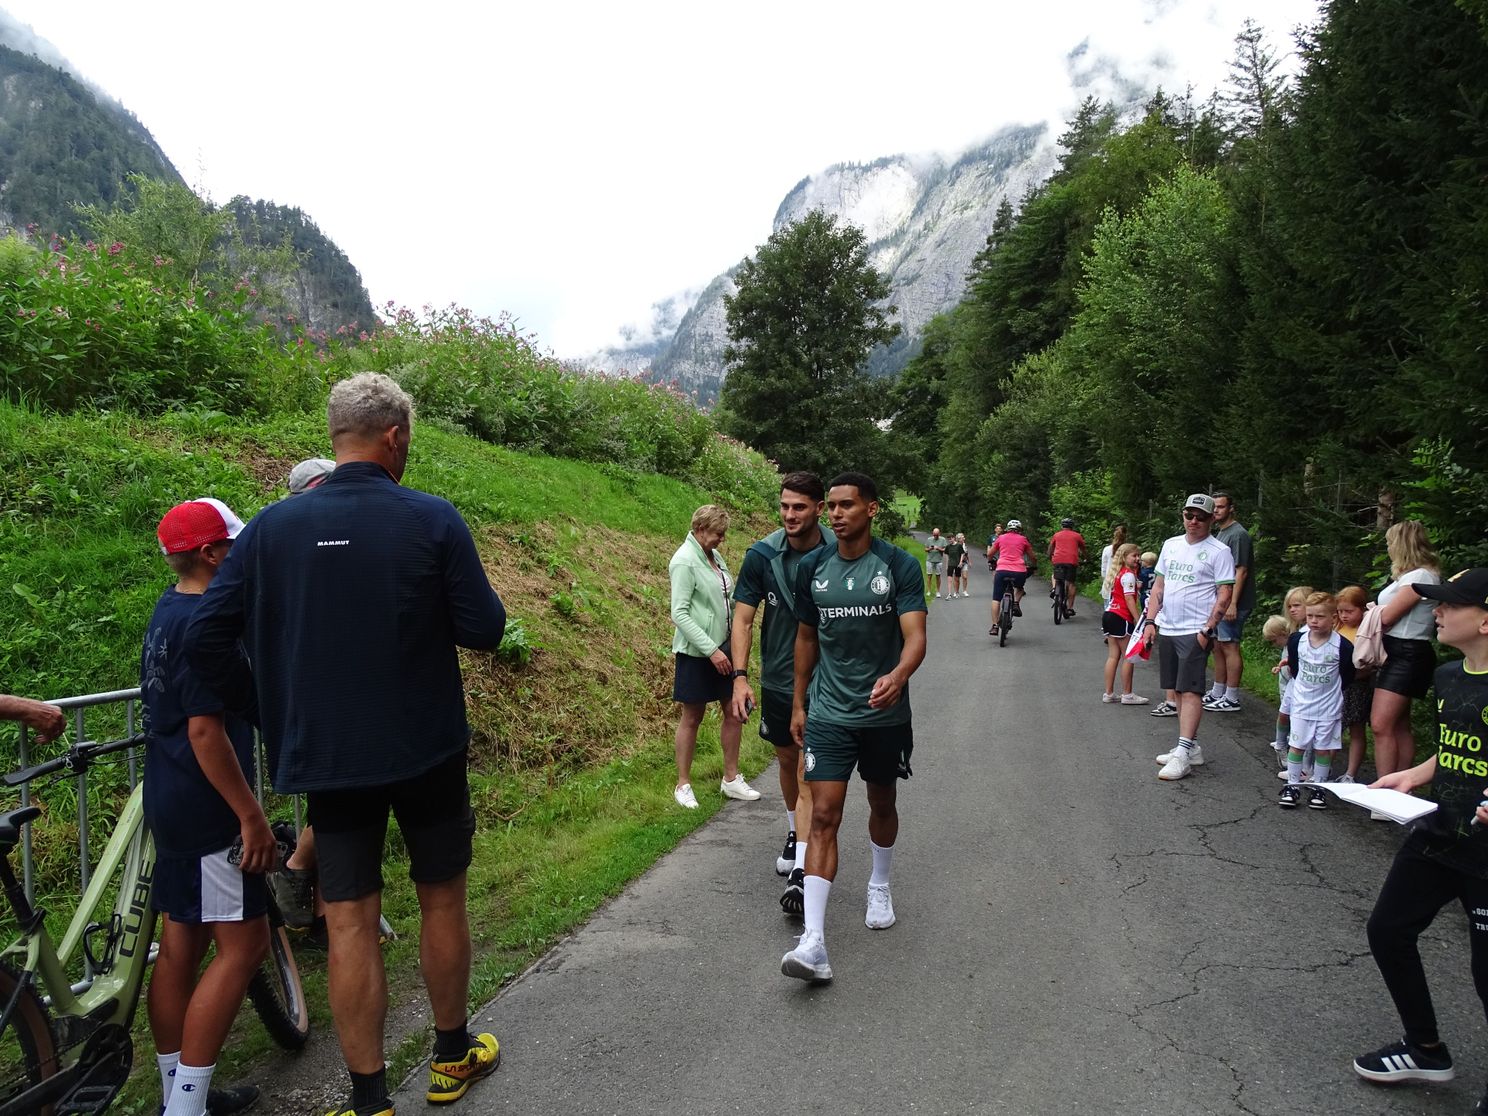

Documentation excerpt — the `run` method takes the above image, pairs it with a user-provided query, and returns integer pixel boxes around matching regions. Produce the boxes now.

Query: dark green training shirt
[794,537,926,727]
[733,528,824,695]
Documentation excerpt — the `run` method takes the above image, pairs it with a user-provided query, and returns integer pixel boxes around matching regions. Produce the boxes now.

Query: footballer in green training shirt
[780,472,927,983]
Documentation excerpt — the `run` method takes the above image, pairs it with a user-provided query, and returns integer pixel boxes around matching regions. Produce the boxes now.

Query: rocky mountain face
[602,123,1060,402]
[0,19,374,336]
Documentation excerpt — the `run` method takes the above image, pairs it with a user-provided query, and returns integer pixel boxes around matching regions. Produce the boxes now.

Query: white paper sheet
[1303,781,1438,824]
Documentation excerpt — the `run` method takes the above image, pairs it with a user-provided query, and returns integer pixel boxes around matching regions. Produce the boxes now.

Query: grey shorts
[1158,633,1211,694]
[926,559,944,573]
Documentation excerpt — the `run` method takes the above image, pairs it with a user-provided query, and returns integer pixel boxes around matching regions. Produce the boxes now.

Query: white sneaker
[720,775,761,801]
[781,930,833,982]
[1120,693,1150,705]
[865,882,895,929]
[673,783,698,809]
[1101,692,1117,704]
[1157,748,1193,780]
[1333,773,1355,784]
[1155,744,1204,766]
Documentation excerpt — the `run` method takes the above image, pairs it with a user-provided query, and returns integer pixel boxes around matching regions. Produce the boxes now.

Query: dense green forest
[891,0,1488,600]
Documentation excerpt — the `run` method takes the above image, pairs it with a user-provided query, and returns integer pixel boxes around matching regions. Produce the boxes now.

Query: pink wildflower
[107,242,124,256]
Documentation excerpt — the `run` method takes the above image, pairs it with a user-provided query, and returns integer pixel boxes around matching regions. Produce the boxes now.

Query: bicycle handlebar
[4,733,146,788]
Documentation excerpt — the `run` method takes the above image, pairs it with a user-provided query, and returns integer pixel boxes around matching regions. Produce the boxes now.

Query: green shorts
[803,720,914,785]
[757,688,798,748]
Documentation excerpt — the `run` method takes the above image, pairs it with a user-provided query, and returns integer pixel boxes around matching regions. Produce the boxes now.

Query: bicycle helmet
[1006,519,1022,530]
[1061,517,1074,528]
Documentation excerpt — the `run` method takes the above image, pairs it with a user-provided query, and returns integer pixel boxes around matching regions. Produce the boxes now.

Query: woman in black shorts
[1369,521,1442,776]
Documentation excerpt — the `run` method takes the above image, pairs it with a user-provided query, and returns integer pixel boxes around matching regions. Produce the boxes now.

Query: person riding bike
[989,519,1036,635]
[1048,517,1087,619]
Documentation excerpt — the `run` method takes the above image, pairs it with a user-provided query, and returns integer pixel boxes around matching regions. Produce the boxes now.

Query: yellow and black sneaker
[426,1033,500,1104]
[323,1106,393,1116]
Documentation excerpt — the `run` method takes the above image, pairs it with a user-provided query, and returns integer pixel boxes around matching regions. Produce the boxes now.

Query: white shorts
[1278,673,1292,713]
[1289,717,1341,752]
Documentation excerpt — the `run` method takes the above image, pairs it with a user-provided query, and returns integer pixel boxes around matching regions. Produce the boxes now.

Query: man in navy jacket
[188,372,506,1115]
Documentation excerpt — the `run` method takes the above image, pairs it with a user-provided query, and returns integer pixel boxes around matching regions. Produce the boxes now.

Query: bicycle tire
[248,922,310,1050]
[1053,579,1063,625]
[0,958,59,1116]
[999,593,1011,646]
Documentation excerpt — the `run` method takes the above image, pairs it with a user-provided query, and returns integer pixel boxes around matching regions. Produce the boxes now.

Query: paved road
[393,576,1481,1115]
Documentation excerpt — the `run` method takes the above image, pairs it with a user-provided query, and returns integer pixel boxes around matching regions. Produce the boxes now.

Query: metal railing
[10,687,144,903]
[5,687,299,905]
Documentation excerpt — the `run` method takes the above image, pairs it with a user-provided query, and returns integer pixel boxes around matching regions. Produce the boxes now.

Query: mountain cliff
[0,21,374,335]
[612,123,1060,402]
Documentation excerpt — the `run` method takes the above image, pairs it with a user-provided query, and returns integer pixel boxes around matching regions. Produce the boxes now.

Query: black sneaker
[1278,785,1301,809]
[207,1084,261,1115]
[1472,1087,1488,1114]
[780,868,804,917]
[1012,603,1023,617]
[1352,1037,1455,1083]
[775,830,796,876]
[1149,701,1179,718]
[1307,787,1328,810]
[267,865,315,930]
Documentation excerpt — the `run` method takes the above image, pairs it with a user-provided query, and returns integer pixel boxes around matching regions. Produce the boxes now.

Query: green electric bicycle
[0,734,309,1115]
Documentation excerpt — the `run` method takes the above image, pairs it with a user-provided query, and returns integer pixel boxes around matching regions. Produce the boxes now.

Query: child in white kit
[1278,592,1355,810]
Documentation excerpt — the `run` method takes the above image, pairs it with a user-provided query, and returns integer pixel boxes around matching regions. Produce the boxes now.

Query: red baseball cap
[157,498,245,555]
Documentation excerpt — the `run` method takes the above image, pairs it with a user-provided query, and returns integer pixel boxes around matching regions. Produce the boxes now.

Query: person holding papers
[1352,568,1488,1105]
[1277,592,1354,809]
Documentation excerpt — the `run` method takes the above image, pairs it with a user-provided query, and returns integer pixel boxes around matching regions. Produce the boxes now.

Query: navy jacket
[186,461,506,793]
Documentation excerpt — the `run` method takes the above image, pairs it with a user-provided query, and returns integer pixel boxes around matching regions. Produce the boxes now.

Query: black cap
[1413,568,1488,608]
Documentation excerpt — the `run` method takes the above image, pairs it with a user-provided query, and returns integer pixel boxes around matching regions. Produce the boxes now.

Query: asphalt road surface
[392,576,1482,1115]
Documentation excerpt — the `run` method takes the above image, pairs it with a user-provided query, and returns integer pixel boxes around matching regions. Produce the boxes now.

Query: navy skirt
[673,651,732,705]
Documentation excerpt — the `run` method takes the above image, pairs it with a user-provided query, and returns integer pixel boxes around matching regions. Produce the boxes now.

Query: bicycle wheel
[1053,580,1063,625]
[0,959,59,1116]
[999,594,1011,646]
[248,921,310,1050]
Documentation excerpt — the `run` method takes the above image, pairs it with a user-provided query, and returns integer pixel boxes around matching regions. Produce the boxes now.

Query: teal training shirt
[733,533,817,694]
[794,537,926,727]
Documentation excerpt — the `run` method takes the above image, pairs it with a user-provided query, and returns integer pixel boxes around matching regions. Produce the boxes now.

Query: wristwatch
[731,669,748,679]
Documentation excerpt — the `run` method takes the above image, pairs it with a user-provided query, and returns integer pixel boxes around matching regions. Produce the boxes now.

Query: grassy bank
[0,402,783,1109]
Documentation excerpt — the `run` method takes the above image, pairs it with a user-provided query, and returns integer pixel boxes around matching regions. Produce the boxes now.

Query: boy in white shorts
[1278,592,1355,809]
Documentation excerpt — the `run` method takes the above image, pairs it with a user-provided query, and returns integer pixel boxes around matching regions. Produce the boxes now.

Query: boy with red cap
[143,499,271,1116]
[1353,568,1488,1111]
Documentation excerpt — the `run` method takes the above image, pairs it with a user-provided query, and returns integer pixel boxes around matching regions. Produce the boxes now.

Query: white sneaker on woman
[674,784,698,809]
[720,775,761,801]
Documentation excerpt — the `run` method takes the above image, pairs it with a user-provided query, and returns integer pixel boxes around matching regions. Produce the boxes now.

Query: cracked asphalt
[390,577,1482,1115]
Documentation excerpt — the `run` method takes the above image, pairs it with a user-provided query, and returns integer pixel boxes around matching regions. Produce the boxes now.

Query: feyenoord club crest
[870,574,890,596]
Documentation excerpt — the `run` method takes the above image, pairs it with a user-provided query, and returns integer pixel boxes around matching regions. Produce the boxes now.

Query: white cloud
[3,0,1319,355]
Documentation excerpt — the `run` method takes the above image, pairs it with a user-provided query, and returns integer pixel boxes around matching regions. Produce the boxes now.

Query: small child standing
[1335,585,1374,782]
[143,499,273,1116]
[1262,615,1292,770]
[1137,552,1158,611]
[1278,591,1355,809]
[1101,544,1147,705]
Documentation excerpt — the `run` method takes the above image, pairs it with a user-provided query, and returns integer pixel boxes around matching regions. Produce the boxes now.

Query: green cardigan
[668,532,732,657]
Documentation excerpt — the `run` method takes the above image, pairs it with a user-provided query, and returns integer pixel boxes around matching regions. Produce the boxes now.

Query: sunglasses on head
[1182,509,1211,520]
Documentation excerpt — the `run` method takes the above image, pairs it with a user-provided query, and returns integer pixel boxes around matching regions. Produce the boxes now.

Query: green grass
[892,492,921,529]
[0,401,782,1109]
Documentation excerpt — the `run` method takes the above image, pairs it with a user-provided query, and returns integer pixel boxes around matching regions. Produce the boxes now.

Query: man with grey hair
[188,372,508,1115]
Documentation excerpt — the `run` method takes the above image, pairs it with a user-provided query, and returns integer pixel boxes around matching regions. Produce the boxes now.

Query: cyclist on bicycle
[1048,517,1087,619]
[989,519,1036,635]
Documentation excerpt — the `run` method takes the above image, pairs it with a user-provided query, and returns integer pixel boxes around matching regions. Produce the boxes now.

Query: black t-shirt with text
[1407,661,1488,876]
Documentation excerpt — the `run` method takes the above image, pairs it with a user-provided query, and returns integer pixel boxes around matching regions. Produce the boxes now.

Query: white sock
[157,1051,180,1104]
[1225,686,1241,702]
[785,809,796,832]
[1312,752,1334,782]
[164,1062,215,1116]
[794,841,807,871]
[803,875,831,936]
[869,840,893,886]
[1208,682,1225,699]
[1177,737,1195,752]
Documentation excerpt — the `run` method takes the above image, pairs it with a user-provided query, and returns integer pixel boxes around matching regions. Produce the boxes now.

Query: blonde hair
[1283,585,1314,630]
[1103,542,1140,598]
[1336,585,1368,611]
[690,504,729,535]
[1304,590,1337,614]
[1261,614,1291,643]
[1141,551,1157,566]
[1386,519,1440,579]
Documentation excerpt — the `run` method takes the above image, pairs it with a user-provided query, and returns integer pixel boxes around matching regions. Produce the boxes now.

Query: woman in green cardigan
[668,504,760,809]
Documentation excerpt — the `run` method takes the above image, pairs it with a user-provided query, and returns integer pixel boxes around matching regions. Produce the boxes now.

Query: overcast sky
[6,1,1320,357]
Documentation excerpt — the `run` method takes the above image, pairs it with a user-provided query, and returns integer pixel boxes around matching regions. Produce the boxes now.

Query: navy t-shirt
[140,588,256,857]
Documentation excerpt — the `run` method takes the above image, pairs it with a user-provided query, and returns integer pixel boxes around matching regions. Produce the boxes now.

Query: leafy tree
[718,211,900,482]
